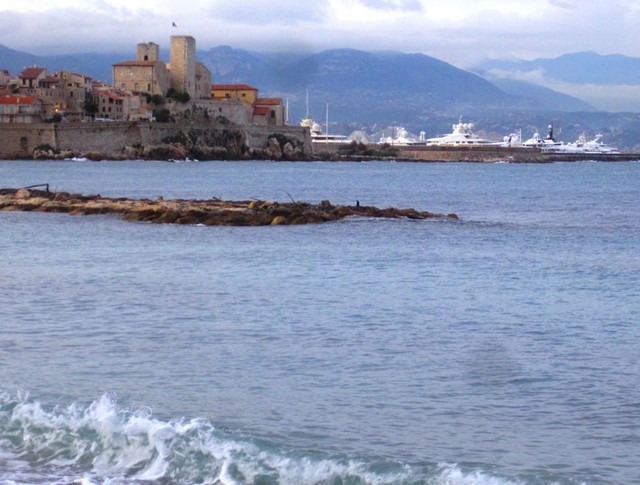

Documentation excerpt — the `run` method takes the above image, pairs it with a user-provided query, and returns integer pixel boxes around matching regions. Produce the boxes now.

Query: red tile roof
[40,76,61,84]
[211,84,258,91]
[253,106,270,116]
[254,98,282,106]
[19,67,46,79]
[0,95,39,105]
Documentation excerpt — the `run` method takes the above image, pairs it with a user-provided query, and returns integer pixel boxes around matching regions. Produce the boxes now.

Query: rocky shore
[0,187,459,226]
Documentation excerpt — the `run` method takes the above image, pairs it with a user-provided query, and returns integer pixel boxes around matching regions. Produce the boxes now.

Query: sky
[1,0,638,65]
[1,0,639,110]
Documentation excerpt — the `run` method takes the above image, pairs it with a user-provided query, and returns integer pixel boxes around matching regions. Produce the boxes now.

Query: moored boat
[425,118,496,146]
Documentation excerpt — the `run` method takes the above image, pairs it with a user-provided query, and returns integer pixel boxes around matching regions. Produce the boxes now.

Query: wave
[0,392,525,485]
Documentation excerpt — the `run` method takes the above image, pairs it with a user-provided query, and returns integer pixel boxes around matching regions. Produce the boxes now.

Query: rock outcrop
[0,188,459,226]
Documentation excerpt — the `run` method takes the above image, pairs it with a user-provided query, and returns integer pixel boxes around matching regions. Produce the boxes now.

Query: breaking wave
[0,391,525,484]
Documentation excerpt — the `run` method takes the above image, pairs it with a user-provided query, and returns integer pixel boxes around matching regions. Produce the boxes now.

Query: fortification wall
[0,122,312,160]
[0,124,56,159]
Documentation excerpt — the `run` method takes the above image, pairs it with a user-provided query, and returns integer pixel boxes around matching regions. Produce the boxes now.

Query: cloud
[208,0,329,25]
[548,0,576,9]
[0,0,639,71]
[357,0,423,11]
[542,82,640,112]
[483,68,548,83]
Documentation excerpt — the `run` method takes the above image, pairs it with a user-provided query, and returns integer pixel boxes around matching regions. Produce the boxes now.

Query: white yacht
[500,129,523,147]
[572,133,620,154]
[300,92,349,144]
[524,125,620,154]
[300,115,349,143]
[425,118,496,146]
[378,127,423,146]
[522,124,565,150]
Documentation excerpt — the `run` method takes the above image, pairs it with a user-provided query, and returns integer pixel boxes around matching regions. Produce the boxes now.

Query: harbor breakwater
[0,121,312,161]
[0,187,458,226]
[318,141,640,162]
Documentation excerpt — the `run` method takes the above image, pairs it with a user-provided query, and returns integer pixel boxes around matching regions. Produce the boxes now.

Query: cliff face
[0,121,312,161]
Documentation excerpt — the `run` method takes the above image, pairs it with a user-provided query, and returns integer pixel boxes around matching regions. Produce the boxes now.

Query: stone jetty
[0,187,458,226]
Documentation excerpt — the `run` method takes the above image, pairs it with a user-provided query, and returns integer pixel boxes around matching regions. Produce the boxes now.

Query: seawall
[0,122,312,160]
[317,141,640,163]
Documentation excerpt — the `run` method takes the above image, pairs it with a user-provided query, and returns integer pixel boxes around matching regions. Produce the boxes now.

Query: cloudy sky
[1,0,638,67]
[1,0,639,110]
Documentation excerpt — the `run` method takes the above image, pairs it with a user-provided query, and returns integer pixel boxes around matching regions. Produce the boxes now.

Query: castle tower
[169,35,196,98]
[137,42,159,62]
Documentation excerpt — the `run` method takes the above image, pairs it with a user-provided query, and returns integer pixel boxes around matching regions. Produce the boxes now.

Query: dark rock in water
[0,188,459,226]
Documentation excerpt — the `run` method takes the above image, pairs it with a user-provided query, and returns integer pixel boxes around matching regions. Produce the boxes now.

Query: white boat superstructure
[426,118,496,146]
[572,133,620,154]
[378,127,423,146]
[522,124,565,151]
[300,93,349,143]
[500,129,523,147]
[523,125,620,154]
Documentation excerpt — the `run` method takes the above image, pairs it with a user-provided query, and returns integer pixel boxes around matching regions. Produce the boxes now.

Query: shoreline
[0,187,459,226]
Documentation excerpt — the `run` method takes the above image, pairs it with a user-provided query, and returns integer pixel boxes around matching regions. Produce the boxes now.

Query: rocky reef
[0,187,458,226]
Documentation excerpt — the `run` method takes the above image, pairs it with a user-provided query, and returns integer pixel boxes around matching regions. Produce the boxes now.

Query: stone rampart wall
[0,122,312,160]
[0,124,55,159]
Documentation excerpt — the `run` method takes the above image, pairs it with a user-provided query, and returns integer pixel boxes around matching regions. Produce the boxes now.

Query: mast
[285,98,289,125]
[325,102,329,140]
[305,88,310,119]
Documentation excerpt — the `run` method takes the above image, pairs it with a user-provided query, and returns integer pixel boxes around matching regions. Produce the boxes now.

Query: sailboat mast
[325,103,329,140]
[305,88,310,119]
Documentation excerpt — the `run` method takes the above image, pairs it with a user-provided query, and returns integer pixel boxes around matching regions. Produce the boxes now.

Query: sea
[1,159,639,485]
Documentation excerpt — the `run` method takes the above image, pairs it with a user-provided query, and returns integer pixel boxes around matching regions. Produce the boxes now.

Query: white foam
[1,392,524,484]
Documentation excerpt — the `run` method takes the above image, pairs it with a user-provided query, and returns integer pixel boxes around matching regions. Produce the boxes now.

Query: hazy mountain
[475,51,640,86]
[0,44,126,82]
[488,78,595,111]
[201,46,597,127]
[3,44,640,149]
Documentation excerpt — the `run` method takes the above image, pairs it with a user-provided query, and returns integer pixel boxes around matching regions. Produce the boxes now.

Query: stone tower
[169,35,196,98]
[137,42,160,62]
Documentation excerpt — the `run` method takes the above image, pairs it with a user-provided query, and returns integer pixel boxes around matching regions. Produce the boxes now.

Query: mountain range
[474,51,640,86]
[2,44,640,149]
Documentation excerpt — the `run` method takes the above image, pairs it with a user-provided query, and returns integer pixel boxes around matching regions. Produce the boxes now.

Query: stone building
[211,84,285,126]
[14,68,93,119]
[0,95,42,123]
[211,84,259,104]
[168,36,196,98]
[113,36,211,100]
[18,67,47,90]
[113,54,170,97]
[253,97,285,126]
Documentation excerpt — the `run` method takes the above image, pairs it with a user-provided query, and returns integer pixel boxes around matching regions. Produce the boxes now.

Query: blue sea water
[0,159,639,484]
